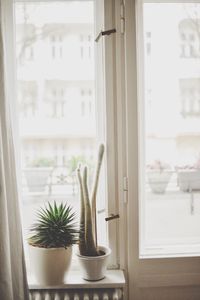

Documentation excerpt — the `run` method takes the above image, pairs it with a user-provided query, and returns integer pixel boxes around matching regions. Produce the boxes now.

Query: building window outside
[50,34,63,60]
[80,34,92,59]
[49,87,65,118]
[179,19,200,58]
[145,31,151,55]
[81,101,85,116]
[80,88,93,117]
[18,81,37,117]
[180,79,200,117]
[23,45,34,60]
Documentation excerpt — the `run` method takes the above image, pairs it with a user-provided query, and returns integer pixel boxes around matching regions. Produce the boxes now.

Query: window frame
[14,0,121,270]
[94,0,121,269]
[124,0,200,297]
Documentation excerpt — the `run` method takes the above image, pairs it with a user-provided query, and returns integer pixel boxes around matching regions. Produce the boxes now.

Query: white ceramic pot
[24,168,52,192]
[29,245,72,285]
[77,246,111,281]
[177,170,200,192]
[147,171,172,194]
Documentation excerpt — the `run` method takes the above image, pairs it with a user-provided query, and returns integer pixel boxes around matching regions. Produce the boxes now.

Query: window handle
[105,214,120,222]
[95,29,116,42]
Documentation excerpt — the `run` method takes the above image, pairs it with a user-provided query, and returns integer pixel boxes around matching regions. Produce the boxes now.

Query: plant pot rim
[28,244,72,251]
[77,245,111,259]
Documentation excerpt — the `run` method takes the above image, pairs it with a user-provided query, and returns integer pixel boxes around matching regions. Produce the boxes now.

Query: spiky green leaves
[28,202,78,248]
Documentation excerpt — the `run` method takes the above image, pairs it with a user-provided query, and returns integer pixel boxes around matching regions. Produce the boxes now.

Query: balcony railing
[22,166,78,197]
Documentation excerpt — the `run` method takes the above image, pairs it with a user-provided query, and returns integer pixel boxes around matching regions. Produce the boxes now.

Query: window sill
[28,270,125,290]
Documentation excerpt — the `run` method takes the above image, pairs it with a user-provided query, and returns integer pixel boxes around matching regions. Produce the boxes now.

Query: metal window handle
[95,28,116,43]
[105,214,120,222]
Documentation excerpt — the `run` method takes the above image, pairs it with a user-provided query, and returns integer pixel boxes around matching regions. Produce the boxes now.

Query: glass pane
[141,2,200,257]
[15,1,107,272]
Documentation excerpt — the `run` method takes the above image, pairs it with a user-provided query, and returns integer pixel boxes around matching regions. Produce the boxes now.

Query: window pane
[15,1,107,271]
[141,2,200,257]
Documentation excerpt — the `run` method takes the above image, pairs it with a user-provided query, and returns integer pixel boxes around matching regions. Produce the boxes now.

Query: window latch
[105,214,120,222]
[95,29,116,43]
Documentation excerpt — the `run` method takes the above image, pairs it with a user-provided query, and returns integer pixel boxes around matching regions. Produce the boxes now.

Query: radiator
[29,288,123,300]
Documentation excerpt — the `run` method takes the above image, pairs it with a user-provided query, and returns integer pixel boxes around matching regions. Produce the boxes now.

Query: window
[145,31,151,56]
[140,2,200,257]
[14,0,115,274]
[18,81,37,117]
[80,88,93,117]
[123,1,200,298]
[50,33,63,60]
[79,34,93,59]
[45,82,66,118]
[180,79,200,117]
[179,18,200,58]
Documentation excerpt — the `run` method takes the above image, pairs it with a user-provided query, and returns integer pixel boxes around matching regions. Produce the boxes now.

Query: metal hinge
[120,0,125,34]
[123,176,128,203]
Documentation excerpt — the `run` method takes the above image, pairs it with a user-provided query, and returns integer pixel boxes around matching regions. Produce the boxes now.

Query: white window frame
[123,0,200,298]
[14,0,121,270]
[95,0,121,269]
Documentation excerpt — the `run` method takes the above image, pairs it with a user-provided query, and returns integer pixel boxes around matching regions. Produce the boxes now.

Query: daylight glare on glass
[15,1,107,268]
[143,3,200,256]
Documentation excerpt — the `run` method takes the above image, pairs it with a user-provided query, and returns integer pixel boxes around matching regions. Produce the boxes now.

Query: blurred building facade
[144,5,200,167]
[16,2,96,170]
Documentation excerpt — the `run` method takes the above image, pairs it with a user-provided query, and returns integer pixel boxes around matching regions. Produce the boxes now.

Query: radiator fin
[73,294,79,300]
[83,294,89,300]
[93,293,99,300]
[44,292,51,300]
[29,288,123,300]
[103,293,109,300]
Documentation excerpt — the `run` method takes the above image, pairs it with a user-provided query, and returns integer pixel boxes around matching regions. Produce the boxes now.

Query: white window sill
[28,270,125,290]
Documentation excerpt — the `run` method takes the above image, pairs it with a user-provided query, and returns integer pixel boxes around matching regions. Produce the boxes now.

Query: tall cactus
[91,144,105,247]
[77,165,86,255]
[77,144,105,256]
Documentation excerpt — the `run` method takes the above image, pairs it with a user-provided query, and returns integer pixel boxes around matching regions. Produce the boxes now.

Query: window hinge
[123,176,128,203]
[120,0,125,34]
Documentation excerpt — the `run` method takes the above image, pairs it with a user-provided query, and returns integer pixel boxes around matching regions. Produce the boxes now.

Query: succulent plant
[28,202,78,248]
[77,144,105,256]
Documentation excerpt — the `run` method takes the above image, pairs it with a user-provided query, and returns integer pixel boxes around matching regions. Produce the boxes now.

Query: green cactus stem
[82,166,99,256]
[91,144,105,247]
[77,165,86,255]
[77,144,105,256]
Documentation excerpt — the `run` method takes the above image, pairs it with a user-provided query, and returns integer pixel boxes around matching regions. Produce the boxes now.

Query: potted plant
[147,160,172,194]
[28,201,78,285]
[76,144,111,281]
[176,158,200,192]
[24,157,54,193]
